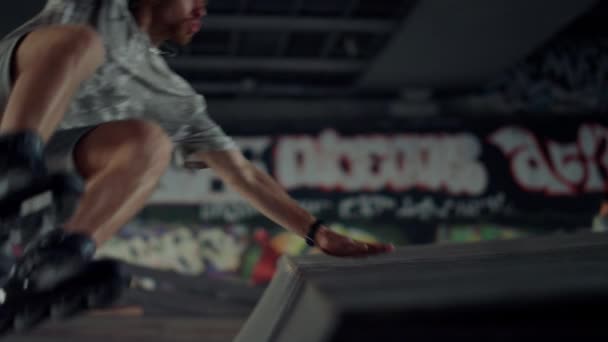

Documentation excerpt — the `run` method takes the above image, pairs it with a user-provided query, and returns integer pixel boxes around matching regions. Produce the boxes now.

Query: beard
[173,33,193,46]
[170,20,200,46]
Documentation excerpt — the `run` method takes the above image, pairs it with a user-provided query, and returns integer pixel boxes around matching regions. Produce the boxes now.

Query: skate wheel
[13,304,47,332]
[87,259,128,301]
[86,286,109,309]
[50,294,84,319]
[86,279,123,309]
[0,312,13,335]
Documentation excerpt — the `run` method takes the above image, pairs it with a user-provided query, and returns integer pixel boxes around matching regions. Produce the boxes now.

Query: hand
[314,226,395,257]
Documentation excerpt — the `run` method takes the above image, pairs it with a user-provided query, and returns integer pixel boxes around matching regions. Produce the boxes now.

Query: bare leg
[63,120,173,246]
[0,25,105,140]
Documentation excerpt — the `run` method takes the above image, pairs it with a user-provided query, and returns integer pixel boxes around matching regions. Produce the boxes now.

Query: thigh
[0,33,28,115]
[11,25,101,82]
[45,125,99,176]
[45,122,129,180]
[0,24,101,120]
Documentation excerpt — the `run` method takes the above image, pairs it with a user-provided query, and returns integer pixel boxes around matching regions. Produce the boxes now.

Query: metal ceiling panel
[359,0,598,89]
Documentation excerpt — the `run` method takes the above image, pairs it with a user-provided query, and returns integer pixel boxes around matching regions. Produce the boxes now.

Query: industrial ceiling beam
[359,0,598,89]
[168,57,364,74]
[190,81,356,97]
[202,15,395,34]
[206,98,397,124]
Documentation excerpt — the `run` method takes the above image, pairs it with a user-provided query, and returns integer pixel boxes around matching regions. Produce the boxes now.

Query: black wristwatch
[305,219,324,247]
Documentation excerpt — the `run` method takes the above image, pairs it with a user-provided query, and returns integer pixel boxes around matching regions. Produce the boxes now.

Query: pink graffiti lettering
[489,124,608,196]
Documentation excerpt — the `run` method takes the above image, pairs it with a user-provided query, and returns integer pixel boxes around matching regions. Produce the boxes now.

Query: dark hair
[128,0,139,11]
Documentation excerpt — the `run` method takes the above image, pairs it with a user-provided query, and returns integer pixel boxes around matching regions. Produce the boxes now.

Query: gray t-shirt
[0,0,237,157]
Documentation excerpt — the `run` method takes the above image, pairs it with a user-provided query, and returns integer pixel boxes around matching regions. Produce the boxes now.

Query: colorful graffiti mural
[95,219,553,285]
[436,224,534,243]
[96,220,406,285]
[150,117,608,229]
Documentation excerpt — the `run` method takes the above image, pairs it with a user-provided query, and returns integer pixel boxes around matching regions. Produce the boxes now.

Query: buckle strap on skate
[0,131,46,176]
[12,231,96,291]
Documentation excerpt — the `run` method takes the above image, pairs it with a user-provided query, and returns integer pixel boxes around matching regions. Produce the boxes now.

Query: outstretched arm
[192,149,394,257]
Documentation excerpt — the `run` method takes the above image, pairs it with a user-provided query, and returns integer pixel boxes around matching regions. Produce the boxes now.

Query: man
[0,0,393,331]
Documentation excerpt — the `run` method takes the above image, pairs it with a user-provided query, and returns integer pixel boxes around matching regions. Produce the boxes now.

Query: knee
[75,120,173,179]
[119,120,173,174]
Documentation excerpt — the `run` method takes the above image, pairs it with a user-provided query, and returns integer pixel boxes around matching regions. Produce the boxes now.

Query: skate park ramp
[236,231,608,341]
[6,231,608,341]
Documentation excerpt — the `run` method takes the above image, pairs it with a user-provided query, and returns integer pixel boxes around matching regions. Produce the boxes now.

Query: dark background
[2,0,605,122]
[1,2,607,339]
[2,0,607,286]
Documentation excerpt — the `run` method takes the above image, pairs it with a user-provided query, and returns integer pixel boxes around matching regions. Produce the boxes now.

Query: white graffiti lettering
[396,193,507,220]
[199,199,333,222]
[199,202,258,222]
[338,195,397,219]
[96,226,247,275]
[275,130,488,195]
[578,124,608,192]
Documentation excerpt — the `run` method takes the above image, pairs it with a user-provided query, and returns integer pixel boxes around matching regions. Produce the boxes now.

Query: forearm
[221,163,316,238]
[195,149,393,257]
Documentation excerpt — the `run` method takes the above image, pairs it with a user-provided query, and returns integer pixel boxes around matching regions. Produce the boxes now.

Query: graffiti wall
[96,31,608,283]
[96,219,543,285]
[100,115,606,283]
[96,220,407,285]
[150,117,607,228]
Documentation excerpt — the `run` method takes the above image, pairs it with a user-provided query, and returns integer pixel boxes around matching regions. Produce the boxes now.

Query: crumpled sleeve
[172,94,239,162]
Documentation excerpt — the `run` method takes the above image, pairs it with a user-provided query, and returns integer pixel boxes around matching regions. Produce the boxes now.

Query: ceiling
[0,0,602,120]
[170,0,416,96]
[169,0,598,99]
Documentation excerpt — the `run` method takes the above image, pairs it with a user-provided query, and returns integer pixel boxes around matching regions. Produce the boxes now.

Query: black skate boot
[0,230,129,333]
[0,131,84,218]
[0,131,47,209]
[0,132,128,335]
[0,131,84,254]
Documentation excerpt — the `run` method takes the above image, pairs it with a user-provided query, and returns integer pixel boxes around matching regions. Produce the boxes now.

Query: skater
[0,0,393,333]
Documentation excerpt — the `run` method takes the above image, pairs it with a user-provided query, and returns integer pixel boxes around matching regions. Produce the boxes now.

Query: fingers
[326,240,394,258]
[364,242,394,254]
[327,240,364,257]
[352,241,393,257]
[317,229,395,257]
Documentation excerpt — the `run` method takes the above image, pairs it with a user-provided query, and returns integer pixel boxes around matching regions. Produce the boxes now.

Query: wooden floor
[5,316,245,342]
[0,263,262,341]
